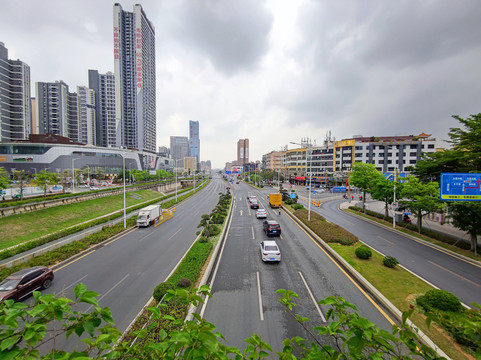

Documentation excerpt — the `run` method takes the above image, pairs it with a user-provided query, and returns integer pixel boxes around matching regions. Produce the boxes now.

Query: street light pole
[72,158,80,192]
[307,144,312,222]
[393,167,397,229]
[290,141,312,221]
[123,154,126,228]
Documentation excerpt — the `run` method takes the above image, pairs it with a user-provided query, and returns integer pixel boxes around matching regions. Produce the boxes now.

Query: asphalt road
[201,182,395,353]
[32,176,228,353]
[300,196,481,308]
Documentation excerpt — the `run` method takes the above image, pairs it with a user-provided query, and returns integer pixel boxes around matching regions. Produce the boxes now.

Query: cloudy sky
[2,0,481,168]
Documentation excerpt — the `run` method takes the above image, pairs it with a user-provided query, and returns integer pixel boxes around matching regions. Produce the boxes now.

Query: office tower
[189,120,200,170]
[170,136,189,166]
[113,3,156,153]
[88,70,116,147]
[77,86,96,145]
[36,81,70,138]
[237,138,249,166]
[0,42,31,141]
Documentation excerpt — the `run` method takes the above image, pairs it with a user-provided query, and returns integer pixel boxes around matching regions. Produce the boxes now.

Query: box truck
[268,193,282,208]
[137,205,161,227]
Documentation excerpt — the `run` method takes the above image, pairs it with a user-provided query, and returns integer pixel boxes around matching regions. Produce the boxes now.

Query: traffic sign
[391,202,398,209]
[440,173,481,201]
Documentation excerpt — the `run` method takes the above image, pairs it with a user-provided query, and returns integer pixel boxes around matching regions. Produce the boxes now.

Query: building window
[428,144,435,149]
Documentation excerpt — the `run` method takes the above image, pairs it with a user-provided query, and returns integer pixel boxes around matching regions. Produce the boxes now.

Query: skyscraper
[0,42,31,142]
[170,136,189,168]
[113,3,156,153]
[189,120,200,170]
[88,70,116,147]
[237,138,249,166]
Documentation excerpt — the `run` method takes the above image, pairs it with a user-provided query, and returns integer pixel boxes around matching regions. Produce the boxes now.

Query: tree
[0,167,9,198]
[349,163,383,211]
[31,170,58,197]
[448,202,481,252]
[399,176,444,232]
[370,176,402,218]
[12,170,31,200]
[0,284,451,359]
[411,113,481,250]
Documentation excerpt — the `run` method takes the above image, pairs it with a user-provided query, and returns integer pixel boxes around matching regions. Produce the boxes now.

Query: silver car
[260,240,281,262]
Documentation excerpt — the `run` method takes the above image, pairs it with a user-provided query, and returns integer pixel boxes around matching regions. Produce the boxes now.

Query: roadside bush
[416,289,463,313]
[292,203,304,210]
[177,278,192,288]
[383,256,399,268]
[284,198,294,205]
[198,236,209,243]
[355,246,372,259]
[208,224,221,236]
[153,282,176,302]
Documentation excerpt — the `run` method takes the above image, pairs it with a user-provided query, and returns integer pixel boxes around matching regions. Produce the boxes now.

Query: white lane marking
[298,271,326,322]
[86,273,130,312]
[257,271,264,321]
[240,209,243,216]
[252,226,255,240]
[59,274,88,294]
[167,227,183,242]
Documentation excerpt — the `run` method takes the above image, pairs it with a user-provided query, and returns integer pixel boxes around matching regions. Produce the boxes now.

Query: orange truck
[268,193,282,208]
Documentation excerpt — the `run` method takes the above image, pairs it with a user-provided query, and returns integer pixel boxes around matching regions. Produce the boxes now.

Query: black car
[263,220,281,236]
[0,266,54,302]
[250,200,259,209]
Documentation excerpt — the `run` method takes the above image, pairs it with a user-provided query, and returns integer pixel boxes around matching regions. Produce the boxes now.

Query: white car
[256,208,267,219]
[260,240,281,262]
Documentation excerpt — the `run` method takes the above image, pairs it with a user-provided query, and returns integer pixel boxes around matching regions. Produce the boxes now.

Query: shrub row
[348,206,471,250]
[293,208,358,245]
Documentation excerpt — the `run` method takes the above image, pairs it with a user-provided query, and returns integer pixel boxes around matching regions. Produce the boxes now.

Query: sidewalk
[341,199,474,244]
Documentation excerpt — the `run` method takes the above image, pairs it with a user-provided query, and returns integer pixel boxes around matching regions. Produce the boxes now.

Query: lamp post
[72,158,80,192]
[123,154,126,228]
[393,167,397,229]
[291,141,312,221]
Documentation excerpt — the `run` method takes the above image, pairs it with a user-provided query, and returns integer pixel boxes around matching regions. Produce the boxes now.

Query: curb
[283,207,450,359]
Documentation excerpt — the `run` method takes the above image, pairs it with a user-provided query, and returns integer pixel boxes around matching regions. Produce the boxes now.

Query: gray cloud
[168,0,273,75]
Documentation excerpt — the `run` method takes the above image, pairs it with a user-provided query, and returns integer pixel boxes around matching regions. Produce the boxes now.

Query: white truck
[136,205,161,227]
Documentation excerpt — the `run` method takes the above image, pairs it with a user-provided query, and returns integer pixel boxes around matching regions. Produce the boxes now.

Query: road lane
[202,182,394,352]
[34,177,228,353]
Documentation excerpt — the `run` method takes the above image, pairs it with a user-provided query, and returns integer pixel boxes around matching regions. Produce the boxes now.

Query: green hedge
[293,208,358,245]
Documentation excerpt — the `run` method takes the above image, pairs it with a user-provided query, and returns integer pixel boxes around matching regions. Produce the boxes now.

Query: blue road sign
[440,173,481,201]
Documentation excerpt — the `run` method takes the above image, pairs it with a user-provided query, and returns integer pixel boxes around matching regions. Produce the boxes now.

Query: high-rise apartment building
[170,136,189,167]
[88,70,116,147]
[77,86,96,145]
[189,120,200,170]
[0,42,31,142]
[237,138,249,166]
[36,81,70,138]
[113,3,156,153]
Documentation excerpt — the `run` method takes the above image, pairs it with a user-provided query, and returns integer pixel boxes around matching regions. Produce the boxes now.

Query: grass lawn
[0,190,162,250]
[330,243,469,360]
